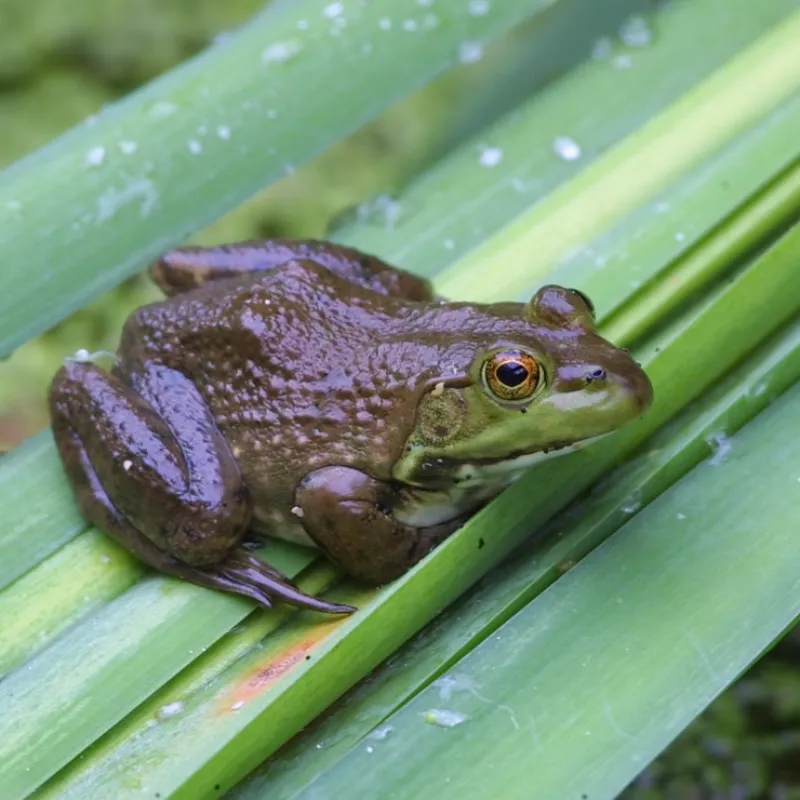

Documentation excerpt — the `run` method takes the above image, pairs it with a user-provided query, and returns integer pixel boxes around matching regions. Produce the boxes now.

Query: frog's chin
[450,431,610,489]
[393,432,610,529]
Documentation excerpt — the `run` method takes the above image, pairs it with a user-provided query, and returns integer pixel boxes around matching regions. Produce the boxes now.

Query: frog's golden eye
[483,350,540,402]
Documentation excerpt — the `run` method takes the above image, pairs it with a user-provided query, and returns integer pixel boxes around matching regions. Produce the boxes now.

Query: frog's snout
[616,362,654,416]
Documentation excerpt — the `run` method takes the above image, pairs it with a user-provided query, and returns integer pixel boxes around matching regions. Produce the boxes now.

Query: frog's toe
[212,549,356,615]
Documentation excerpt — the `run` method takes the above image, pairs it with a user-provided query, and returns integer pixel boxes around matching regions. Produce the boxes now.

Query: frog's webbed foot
[66,432,350,613]
[149,238,434,301]
[296,466,462,586]
[49,361,351,614]
[214,550,355,614]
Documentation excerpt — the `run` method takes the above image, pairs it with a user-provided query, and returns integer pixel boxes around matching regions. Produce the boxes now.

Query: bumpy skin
[49,239,653,613]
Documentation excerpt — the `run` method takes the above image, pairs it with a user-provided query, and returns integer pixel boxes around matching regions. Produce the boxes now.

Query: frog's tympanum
[49,240,653,614]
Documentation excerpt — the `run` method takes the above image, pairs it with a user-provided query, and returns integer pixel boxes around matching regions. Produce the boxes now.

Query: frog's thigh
[150,238,434,301]
[47,417,240,590]
[49,361,250,566]
[295,466,461,586]
[50,363,355,613]
[48,403,343,610]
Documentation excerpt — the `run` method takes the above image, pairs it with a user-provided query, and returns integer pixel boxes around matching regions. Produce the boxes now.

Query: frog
[49,239,653,615]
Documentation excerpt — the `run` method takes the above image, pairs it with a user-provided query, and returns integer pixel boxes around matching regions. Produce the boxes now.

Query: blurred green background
[0,0,796,795]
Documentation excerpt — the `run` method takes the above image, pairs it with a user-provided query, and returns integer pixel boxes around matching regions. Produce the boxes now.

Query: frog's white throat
[393,432,609,529]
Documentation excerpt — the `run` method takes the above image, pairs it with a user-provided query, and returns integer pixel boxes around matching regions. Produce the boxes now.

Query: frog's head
[394,285,653,489]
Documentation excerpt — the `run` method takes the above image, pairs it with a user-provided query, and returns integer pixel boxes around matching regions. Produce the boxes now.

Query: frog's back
[116,260,448,520]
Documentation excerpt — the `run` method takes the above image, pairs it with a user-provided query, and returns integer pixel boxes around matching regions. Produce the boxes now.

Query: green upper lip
[458,439,584,467]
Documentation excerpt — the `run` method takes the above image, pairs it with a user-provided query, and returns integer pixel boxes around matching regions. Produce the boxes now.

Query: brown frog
[49,240,653,613]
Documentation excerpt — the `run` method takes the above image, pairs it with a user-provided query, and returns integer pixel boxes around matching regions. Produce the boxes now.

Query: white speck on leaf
[434,672,523,733]
[187,139,203,155]
[478,146,503,167]
[368,724,394,741]
[403,19,418,31]
[85,147,106,167]
[262,40,303,63]
[591,36,613,60]
[552,136,581,161]
[324,1,344,18]
[66,348,116,364]
[357,194,403,229]
[158,702,185,719]
[619,16,652,48]
[119,141,138,155]
[434,673,486,702]
[217,125,231,140]
[621,492,642,514]
[706,432,733,466]
[423,709,468,728]
[149,101,178,119]
[378,17,392,29]
[468,0,491,16]
[613,54,632,69]
[95,178,158,222]
[458,40,483,64]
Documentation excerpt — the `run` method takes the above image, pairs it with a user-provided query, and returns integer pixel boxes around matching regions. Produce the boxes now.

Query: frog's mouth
[416,432,611,489]
[392,433,612,529]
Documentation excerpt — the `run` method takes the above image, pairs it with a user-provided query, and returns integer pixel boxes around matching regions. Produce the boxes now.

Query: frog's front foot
[296,466,462,586]
[49,361,354,615]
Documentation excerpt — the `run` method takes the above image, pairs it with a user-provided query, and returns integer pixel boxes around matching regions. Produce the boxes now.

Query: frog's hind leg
[49,361,354,614]
[149,238,435,301]
[58,431,348,613]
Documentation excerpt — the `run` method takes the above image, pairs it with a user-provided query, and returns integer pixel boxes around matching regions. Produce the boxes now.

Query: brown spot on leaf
[215,616,348,714]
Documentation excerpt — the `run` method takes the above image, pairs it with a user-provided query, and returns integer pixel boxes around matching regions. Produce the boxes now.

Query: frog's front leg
[149,238,434,301]
[48,361,354,614]
[295,467,462,586]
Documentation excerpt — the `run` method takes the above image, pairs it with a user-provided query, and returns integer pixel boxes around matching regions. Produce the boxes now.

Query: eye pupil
[497,362,529,387]
[483,349,540,402]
